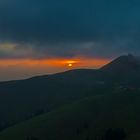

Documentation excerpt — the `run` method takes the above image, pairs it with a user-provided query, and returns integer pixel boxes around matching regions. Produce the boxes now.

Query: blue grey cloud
[0,0,140,58]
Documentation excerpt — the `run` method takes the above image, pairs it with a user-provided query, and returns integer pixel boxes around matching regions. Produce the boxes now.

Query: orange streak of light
[0,58,110,68]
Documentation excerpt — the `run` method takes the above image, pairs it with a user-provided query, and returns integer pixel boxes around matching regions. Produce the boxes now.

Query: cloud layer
[0,0,140,59]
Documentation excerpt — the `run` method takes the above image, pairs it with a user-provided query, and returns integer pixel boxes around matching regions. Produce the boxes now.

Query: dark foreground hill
[0,54,140,139]
[0,91,140,140]
[0,69,110,130]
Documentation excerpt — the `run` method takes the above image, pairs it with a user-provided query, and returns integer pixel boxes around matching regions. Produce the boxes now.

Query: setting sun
[68,63,73,67]
[66,60,79,68]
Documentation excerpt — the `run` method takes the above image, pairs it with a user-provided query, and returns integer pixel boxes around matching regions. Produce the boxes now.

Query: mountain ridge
[0,54,139,83]
[0,54,140,134]
[100,54,140,73]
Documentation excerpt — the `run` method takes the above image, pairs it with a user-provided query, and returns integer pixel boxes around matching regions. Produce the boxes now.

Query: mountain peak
[100,54,140,73]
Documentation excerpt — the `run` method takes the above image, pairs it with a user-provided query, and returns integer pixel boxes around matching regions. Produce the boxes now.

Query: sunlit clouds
[0,41,111,81]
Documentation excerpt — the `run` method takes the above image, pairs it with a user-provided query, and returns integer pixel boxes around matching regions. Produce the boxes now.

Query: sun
[65,60,79,68]
[68,63,73,67]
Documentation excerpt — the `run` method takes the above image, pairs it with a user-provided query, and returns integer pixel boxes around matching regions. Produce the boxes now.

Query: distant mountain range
[0,54,140,140]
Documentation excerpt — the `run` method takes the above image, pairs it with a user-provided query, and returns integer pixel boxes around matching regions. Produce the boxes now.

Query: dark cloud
[0,0,140,58]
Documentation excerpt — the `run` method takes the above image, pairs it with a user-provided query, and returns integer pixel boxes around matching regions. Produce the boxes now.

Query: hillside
[100,54,140,85]
[0,69,110,130]
[0,54,140,138]
[0,90,140,140]
[101,54,140,73]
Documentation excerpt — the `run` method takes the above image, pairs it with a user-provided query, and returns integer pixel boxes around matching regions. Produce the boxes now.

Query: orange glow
[0,57,110,68]
[68,63,73,67]
[0,57,111,80]
[66,60,79,68]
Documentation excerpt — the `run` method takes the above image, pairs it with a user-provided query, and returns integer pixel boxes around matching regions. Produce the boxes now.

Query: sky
[0,0,140,80]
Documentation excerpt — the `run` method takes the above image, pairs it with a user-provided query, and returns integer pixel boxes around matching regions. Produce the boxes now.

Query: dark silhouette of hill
[100,54,140,85]
[101,54,140,73]
[0,90,139,140]
[0,69,108,130]
[0,54,140,135]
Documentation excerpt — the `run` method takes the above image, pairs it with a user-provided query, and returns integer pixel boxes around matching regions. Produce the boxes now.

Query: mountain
[100,54,140,85]
[0,54,140,140]
[101,54,140,73]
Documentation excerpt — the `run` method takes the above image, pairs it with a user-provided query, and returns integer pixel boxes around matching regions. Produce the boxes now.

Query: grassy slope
[0,69,101,127]
[0,91,140,140]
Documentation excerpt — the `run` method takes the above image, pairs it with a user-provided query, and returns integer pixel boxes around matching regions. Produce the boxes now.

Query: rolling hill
[0,54,140,140]
[0,69,111,130]
[0,90,140,140]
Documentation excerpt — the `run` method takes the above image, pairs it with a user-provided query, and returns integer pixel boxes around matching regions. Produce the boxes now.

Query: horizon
[1,0,140,80]
[0,53,136,81]
[0,56,111,81]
